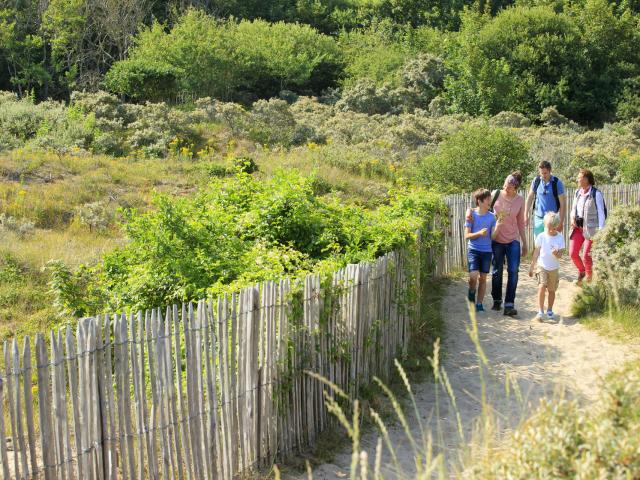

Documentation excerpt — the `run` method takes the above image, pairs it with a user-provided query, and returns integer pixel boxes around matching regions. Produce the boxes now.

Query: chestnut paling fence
[1,239,434,479]
[440,182,640,272]
[4,183,637,480]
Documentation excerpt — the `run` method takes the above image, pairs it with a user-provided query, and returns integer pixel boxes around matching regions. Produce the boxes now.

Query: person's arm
[595,191,606,230]
[558,194,567,232]
[552,236,565,258]
[517,199,527,256]
[529,247,540,276]
[491,218,501,240]
[465,226,487,240]
[524,189,535,227]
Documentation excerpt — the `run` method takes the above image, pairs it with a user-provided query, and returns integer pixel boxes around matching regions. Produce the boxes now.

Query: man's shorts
[468,249,492,274]
[536,267,560,292]
[534,215,545,237]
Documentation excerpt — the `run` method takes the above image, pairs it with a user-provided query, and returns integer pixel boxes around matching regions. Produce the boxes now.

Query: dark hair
[580,168,595,186]
[538,161,552,171]
[510,170,523,186]
[474,188,491,206]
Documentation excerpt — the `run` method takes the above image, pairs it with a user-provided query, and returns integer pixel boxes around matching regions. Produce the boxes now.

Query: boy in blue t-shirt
[465,189,503,312]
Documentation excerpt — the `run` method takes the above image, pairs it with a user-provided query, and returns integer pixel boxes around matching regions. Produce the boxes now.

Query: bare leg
[548,290,556,310]
[538,285,546,312]
[469,271,479,292]
[478,273,488,304]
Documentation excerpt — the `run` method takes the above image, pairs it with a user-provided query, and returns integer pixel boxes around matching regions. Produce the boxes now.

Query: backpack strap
[591,186,608,219]
[532,176,541,211]
[551,176,560,211]
[490,189,501,212]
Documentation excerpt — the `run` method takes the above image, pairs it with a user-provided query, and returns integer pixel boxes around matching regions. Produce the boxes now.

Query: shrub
[620,153,640,183]
[428,96,447,117]
[583,205,640,309]
[400,53,445,101]
[232,156,258,174]
[246,99,297,146]
[539,106,571,126]
[464,361,640,478]
[103,57,181,102]
[490,111,531,128]
[335,79,394,115]
[0,213,35,237]
[105,12,340,101]
[75,201,113,232]
[420,124,532,192]
[71,170,445,311]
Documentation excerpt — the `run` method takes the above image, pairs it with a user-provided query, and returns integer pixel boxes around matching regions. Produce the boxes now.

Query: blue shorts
[468,249,492,274]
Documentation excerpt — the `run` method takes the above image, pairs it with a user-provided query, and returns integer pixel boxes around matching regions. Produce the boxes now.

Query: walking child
[529,212,565,321]
[465,189,503,312]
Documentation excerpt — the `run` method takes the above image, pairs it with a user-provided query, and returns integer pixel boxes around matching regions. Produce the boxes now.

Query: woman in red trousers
[569,169,606,285]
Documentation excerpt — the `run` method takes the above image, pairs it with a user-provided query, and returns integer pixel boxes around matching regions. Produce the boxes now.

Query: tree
[0,5,49,96]
[571,0,640,124]
[421,124,532,193]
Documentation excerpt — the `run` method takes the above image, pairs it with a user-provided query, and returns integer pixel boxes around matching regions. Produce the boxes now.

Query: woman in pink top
[490,171,528,316]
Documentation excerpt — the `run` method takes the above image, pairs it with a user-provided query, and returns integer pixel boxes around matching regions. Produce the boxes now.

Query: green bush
[620,153,640,183]
[576,205,640,311]
[420,124,532,192]
[105,11,340,102]
[64,170,445,311]
[103,58,181,102]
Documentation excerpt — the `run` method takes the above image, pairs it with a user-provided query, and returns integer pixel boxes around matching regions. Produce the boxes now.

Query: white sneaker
[536,311,545,322]
[547,310,555,320]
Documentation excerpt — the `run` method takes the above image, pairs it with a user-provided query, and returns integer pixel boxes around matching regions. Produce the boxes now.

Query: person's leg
[534,216,545,238]
[504,240,521,309]
[548,289,556,310]
[547,270,559,315]
[538,285,546,312]
[570,228,586,282]
[468,271,479,303]
[491,241,506,308]
[478,273,488,304]
[467,249,480,302]
[583,239,594,280]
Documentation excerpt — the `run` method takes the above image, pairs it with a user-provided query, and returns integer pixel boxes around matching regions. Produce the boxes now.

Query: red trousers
[570,227,593,276]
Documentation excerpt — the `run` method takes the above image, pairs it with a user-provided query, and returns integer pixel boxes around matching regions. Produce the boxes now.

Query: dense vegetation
[463,360,640,478]
[572,205,640,338]
[1,0,640,125]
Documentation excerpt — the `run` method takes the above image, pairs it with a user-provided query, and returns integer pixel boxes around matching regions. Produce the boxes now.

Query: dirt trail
[291,259,640,479]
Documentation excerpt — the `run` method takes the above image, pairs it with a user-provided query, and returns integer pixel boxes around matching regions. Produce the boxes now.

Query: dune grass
[580,307,640,342]
[284,304,640,479]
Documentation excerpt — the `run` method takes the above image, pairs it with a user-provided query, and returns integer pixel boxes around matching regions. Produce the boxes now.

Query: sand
[292,259,640,479]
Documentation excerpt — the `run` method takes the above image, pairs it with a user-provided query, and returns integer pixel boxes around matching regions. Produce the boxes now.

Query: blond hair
[544,211,561,228]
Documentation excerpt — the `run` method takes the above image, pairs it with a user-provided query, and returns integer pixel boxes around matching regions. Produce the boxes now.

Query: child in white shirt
[529,212,565,321]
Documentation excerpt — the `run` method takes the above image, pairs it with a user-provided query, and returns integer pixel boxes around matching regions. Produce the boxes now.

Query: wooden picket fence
[440,182,640,272]
[0,243,432,479]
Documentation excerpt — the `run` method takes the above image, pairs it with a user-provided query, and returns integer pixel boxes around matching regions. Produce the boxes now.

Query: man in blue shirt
[525,161,567,238]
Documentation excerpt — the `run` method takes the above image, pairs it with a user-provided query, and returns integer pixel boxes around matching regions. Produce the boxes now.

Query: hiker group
[465,161,607,321]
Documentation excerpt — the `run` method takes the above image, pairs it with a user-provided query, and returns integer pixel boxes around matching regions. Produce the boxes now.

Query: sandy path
[290,259,640,479]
